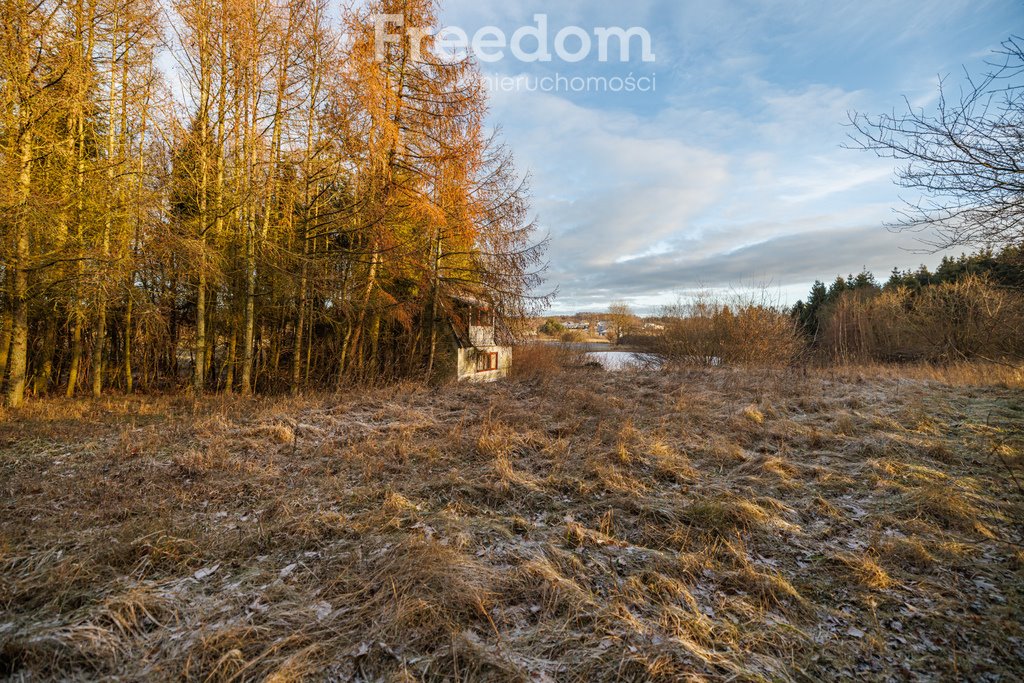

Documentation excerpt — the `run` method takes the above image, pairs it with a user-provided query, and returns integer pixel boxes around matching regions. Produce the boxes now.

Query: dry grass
[1,365,1023,680]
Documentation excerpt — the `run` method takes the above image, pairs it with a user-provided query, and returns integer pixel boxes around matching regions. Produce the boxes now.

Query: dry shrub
[655,292,804,367]
[820,275,1024,363]
[509,342,586,381]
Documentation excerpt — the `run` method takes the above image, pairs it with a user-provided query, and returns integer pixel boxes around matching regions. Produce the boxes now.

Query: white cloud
[439,0,1018,312]
[490,88,730,271]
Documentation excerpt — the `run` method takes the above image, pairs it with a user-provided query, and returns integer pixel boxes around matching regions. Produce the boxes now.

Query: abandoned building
[436,297,511,382]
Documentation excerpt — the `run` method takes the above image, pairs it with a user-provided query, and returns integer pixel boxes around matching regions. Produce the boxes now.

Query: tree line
[792,246,1024,363]
[0,0,546,407]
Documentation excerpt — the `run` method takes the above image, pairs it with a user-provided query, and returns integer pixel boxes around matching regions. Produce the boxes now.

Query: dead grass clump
[724,565,806,614]
[475,420,523,459]
[492,454,541,493]
[906,484,988,534]
[1,549,102,614]
[749,455,802,482]
[95,585,176,638]
[565,521,619,549]
[834,412,861,436]
[248,423,295,445]
[645,438,698,483]
[698,439,748,466]
[921,441,956,464]
[679,497,771,537]
[715,543,807,614]
[588,461,650,496]
[742,405,765,424]
[339,537,497,649]
[812,496,844,519]
[516,557,598,618]
[181,624,291,682]
[0,624,125,678]
[171,444,260,477]
[873,536,937,571]
[833,553,895,590]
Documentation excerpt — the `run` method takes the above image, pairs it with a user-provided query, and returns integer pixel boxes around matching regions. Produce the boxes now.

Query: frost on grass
[1,367,1023,681]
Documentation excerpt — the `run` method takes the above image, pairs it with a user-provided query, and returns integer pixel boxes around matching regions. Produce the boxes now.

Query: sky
[433,0,1024,314]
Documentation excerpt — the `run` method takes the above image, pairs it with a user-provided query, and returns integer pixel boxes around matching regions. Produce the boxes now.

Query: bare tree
[607,301,636,343]
[849,36,1024,251]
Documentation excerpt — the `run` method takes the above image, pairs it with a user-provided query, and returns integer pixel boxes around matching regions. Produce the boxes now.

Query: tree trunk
[123,293,133,393]
[6,135,33,408]
[67,313,83,397]
[91,301,106,398]
[0,307,12,386]
[292,252,307,394]
[226,325,236,393]
[240,214,256,394]
[33,317,57,395]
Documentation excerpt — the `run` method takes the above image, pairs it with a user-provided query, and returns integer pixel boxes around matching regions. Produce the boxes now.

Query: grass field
[2,365,1023,681]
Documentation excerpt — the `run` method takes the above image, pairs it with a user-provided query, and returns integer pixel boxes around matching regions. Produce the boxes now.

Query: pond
[584,351,662,371]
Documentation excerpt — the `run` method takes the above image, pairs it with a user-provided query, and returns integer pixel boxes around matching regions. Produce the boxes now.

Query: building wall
[468,325,496,347]
[457,345,511,382]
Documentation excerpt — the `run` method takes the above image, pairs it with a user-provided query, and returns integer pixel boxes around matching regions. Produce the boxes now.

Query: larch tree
[1,0,545,404]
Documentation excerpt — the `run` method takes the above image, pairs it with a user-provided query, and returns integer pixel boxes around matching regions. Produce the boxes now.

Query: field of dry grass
[2,365,1023,681]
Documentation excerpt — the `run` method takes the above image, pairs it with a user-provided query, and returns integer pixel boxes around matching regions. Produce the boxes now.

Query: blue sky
[437,0,1023,313]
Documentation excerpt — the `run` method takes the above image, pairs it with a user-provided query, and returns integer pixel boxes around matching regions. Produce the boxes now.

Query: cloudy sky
[436,0,1022,313]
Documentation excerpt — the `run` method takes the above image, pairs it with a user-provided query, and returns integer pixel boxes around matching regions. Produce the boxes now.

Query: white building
[443,297,511,382]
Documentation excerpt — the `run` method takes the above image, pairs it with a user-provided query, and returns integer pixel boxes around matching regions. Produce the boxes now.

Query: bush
[654,294,805,367]
[818,275,1024,363]
[510,343,587,381]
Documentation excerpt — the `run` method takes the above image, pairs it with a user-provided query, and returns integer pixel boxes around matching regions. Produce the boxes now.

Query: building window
[476,351,499,372]
[472,307,493,327]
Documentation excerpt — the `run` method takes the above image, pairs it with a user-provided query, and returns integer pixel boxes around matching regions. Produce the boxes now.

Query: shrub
[510,342,586,381]
[818,275,1024,363]
[654,293,805,367]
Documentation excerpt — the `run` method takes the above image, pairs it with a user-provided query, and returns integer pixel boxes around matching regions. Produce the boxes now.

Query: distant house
[435,296,511,382]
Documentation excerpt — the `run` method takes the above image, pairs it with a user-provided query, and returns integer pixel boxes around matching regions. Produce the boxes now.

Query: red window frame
[476,351,499,373]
